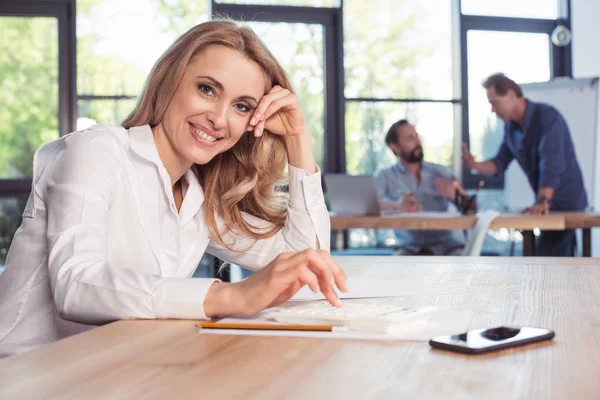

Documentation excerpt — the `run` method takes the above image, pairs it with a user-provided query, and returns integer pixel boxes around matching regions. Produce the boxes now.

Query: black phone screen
[429,326,555,354]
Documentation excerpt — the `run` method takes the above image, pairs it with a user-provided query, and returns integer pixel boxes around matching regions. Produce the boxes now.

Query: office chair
[463,210,500,256]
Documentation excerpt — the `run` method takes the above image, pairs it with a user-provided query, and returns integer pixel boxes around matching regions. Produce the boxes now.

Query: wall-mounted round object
[551,25,572,47]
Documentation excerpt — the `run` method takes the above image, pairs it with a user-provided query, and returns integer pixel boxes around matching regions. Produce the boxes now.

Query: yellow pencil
[197,322,348,332]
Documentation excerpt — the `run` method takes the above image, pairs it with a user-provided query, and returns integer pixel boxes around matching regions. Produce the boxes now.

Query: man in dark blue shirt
[462,73,588,256]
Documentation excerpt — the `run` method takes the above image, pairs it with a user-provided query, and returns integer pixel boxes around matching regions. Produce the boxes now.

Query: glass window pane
[344,0,453,99]
[216,0,340,6]
[0,197,28,270]
[77,99,139,130]
[77,0,209,96]
[345,102,456,175]
[242,21,325,168]
[462,0,559,19]
[467,31,550,162]
[0,17,59,178]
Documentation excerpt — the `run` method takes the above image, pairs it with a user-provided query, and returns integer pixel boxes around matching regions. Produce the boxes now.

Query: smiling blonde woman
[0,20,347,357]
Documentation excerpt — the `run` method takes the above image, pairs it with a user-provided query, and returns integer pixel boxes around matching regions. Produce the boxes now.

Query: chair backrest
[462,210,500,256]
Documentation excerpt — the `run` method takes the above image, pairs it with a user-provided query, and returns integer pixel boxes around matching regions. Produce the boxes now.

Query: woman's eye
[235,103,251,113]
[198,84,214,96]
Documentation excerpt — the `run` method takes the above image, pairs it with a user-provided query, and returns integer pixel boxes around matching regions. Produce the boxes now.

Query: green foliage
[0,17,59,178]
[246,22,325,168]
[343,0,454,175]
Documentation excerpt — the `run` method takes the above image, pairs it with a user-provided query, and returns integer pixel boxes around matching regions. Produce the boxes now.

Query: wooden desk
[1,256,599,399]
[330,212,600,257]
[330,213,566,231]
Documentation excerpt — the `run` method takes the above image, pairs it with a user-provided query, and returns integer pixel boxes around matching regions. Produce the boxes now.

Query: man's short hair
[385,119,410,151]
[482,73,523,98]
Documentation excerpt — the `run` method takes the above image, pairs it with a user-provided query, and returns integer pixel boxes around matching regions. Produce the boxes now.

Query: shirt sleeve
[45,130,217,325]
[433,164,454,181]
[206,165,330,270]
[490,135,514,175]
[537,114,568,189]
[374,170,390,200]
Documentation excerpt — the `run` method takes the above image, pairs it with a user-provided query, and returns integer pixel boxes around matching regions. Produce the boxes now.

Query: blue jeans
[536,229,576,257]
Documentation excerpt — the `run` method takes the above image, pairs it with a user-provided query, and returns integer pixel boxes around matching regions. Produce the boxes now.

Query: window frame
[0,0,77,196]
[459,0,573,189]
[212,1,345,173]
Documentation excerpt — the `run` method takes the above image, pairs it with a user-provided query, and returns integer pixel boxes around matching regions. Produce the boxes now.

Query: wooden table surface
[330,211,600,231]
[1,256,599,400]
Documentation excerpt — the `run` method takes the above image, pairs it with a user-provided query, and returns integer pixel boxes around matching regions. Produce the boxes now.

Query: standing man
[463,73,587,256]
[376,119,466,256]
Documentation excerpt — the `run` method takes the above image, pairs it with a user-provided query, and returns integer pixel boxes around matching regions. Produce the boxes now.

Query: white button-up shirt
[0,124,330,357]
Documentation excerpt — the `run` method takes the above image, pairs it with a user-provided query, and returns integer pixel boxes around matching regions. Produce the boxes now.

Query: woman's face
[157,45,267,168]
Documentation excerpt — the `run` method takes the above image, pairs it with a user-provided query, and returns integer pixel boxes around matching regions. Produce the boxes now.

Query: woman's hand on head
[204,249,349,318]
[246,85,307,138]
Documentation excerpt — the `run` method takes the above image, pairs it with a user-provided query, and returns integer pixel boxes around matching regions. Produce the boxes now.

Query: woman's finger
[254,119,265,137]
[269,250,343,307]
[249,87,289,126]
[261,94,297,122]
[315,250,348,292]
[296,264,320,293]
[300,253,342,307]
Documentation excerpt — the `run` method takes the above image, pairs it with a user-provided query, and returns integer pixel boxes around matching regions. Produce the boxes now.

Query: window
[466,31,551,163]
[0,7,65,271]
[345,101,456,175]
[242,21,326,168]
[343,0,457,177]
[215,0,340,6]
[462,0,560,19]
[76,0,209,129]
[344,0,453,100]
[1,16,59,178]
[0,197,28,269]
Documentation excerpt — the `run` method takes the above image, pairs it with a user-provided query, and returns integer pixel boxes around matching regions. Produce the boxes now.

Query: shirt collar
[128,124,164,167]
[394,161,407,172]
[395,160,429,173]
[128,124,204,220]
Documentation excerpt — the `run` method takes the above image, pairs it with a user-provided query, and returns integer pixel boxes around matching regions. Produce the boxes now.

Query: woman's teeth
[191,125,217,142]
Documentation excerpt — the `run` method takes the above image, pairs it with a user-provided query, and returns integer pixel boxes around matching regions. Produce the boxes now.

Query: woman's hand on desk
[203,249,349,317]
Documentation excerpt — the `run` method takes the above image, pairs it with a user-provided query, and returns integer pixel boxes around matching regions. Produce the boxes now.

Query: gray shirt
[375,161,465,253]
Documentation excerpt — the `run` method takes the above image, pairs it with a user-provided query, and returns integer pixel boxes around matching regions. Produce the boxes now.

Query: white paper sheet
[290,277,463,301]
[199,310,474,342]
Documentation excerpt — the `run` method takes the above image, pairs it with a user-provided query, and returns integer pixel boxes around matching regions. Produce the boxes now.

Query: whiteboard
[504,77,600,255]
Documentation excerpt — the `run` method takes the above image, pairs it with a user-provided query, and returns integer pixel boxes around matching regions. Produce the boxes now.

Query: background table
[330,212,600,256]
[1,256,599,399]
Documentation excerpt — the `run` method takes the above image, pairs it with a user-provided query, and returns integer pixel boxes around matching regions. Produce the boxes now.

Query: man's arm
[522,187,555,215]
[523,114,567,215]
[462,141,513,177]
[375,171,421,213]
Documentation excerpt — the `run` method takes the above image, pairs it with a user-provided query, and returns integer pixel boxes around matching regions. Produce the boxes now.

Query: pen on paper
[195,322,349,332]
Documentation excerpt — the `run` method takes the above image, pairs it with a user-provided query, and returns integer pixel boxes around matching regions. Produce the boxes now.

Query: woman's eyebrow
[196,75,224,91]
[237,95,258,106]
[196,75,258,105]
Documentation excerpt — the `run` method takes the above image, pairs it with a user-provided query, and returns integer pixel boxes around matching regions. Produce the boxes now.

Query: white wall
[572,0,600,78]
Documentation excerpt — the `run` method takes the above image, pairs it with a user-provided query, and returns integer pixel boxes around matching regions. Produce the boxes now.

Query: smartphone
[429,326,555,355]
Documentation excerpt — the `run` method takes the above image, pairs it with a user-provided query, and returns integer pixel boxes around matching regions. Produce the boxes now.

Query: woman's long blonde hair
[122,21,292,251]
